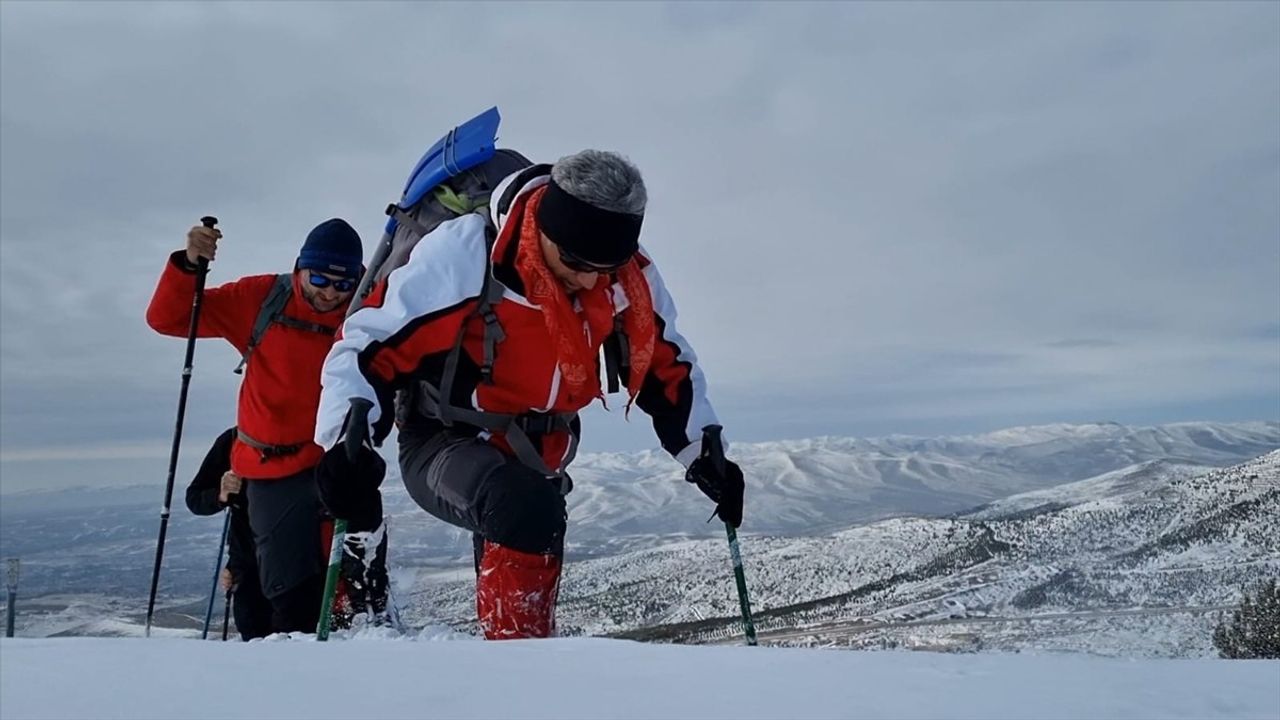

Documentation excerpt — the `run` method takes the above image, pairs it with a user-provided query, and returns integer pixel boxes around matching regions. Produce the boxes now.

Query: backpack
[234,274,337,375]
[357,106,537,389]
[362,108,533,297]
[352,107,628,481]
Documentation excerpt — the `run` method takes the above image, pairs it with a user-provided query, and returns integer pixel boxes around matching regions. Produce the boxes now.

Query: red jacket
[146,251,348,479]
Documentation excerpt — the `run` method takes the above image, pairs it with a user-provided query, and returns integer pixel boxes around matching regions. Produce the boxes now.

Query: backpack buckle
[515,413,558,436]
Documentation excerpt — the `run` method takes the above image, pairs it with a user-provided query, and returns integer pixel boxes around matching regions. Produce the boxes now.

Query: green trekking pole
[317,518,348,641]
[704,425,757,646]
[724,523,757,646]
[316,398,372,641]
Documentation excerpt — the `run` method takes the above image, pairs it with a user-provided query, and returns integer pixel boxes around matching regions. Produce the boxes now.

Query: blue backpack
[356,106,533,303]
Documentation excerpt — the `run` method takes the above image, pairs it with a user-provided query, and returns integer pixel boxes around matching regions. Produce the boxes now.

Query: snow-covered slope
[961,459,1207,520]
[399,452,1280,656]
[564,420,1280,542]
[1,636,1276,720]
[2,421,1275,651]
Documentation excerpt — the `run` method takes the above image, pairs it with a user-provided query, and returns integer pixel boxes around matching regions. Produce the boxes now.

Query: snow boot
[340,520,397,629]
[475,540,561,640]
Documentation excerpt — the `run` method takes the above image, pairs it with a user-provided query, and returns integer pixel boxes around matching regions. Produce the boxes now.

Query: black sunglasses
[308,271,357,293]
[557,246,631,274]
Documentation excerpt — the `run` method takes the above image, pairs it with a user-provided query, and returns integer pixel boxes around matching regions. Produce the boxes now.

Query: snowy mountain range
[531,451,1278,657]
[565,420,1280,537]
[1,420,1277,654]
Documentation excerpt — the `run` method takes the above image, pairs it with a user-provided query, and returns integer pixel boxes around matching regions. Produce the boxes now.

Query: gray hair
[551,149,647,216]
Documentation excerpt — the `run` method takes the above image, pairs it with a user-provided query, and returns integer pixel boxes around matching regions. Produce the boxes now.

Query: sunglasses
[307,271,357,293]
[557,246,632,275]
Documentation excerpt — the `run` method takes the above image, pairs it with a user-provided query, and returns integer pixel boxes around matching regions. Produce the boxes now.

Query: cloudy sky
[1,1,1277,492]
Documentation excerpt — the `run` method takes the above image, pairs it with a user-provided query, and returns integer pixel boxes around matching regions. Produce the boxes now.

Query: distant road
[707,604,1237,645]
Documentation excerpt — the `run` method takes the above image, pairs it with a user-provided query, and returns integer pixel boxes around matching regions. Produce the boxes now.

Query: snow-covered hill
[399,451,1280,656]
[392,420,1279,565]
[565,420,1280,542]
[1,421,1276,654]
[1,636,1276,720]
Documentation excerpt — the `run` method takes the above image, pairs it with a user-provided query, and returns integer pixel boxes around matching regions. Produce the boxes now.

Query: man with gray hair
[313,149,744,639]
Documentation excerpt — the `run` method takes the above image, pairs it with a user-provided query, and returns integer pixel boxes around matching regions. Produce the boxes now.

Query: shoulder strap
[602,314,630,394]
[476,222,508,386]
[425,209,579,484]
[439,216,505,404]
[234,274,293,375]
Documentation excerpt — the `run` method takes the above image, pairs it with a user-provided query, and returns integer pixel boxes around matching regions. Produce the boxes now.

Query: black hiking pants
[244,468,324,634]
[398,427,568,566]
[227,562,273,641]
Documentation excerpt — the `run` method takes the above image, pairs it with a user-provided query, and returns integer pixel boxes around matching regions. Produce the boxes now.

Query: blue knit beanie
[297,219,363,278]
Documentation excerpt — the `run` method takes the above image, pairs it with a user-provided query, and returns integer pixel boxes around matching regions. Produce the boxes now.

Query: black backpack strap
[438,220,503,414]
[418,379,576,486]
[478,266,507,386]
[273,315,337,336]
[235,274,293,375]
[602,314,631,394]
[425,212,577,486]
[385,204,432,240]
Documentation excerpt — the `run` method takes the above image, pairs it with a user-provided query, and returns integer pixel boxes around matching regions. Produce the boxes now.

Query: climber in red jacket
[147,218,388,633]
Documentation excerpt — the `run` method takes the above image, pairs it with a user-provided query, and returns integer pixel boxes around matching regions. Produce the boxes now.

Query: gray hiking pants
[398,429,568,560]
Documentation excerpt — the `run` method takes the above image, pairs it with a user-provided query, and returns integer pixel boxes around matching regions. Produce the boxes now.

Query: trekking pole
[5,558,18,638]
[221,584,234,641]
[201,507,232,639]
[724,524,757,646]
[146,215,217,637]
[316,520,347,642]
[316,398,373,641]
[704,425,758,646]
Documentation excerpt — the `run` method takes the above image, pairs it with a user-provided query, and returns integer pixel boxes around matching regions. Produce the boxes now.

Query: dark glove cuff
[169,249,199,273]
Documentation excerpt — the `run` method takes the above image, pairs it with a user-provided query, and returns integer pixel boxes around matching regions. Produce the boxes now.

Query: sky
[1,1,1277,492]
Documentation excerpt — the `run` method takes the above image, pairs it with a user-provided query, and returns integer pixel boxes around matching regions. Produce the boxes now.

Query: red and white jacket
[315,170,719,469]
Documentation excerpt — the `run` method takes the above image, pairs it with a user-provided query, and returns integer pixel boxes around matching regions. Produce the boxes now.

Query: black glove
[315,442,386,531]
[224,490,247,512]
[685,431,745,528]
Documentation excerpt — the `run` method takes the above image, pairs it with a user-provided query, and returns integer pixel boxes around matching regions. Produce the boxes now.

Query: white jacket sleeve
[315,214,489,450]
[630,247,722,467]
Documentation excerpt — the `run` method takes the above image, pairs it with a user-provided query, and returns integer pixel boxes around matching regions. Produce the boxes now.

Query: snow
[1,636,1277,720]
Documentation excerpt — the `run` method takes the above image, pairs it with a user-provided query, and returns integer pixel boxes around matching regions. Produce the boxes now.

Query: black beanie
[297,219,363,278]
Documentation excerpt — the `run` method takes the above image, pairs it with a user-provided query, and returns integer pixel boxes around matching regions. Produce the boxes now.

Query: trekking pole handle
[194,216,216,275]
[343,398,374,463]
[704,424,727,478]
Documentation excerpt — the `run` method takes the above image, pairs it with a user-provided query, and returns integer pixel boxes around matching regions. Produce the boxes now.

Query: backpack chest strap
[272,315,338,337]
